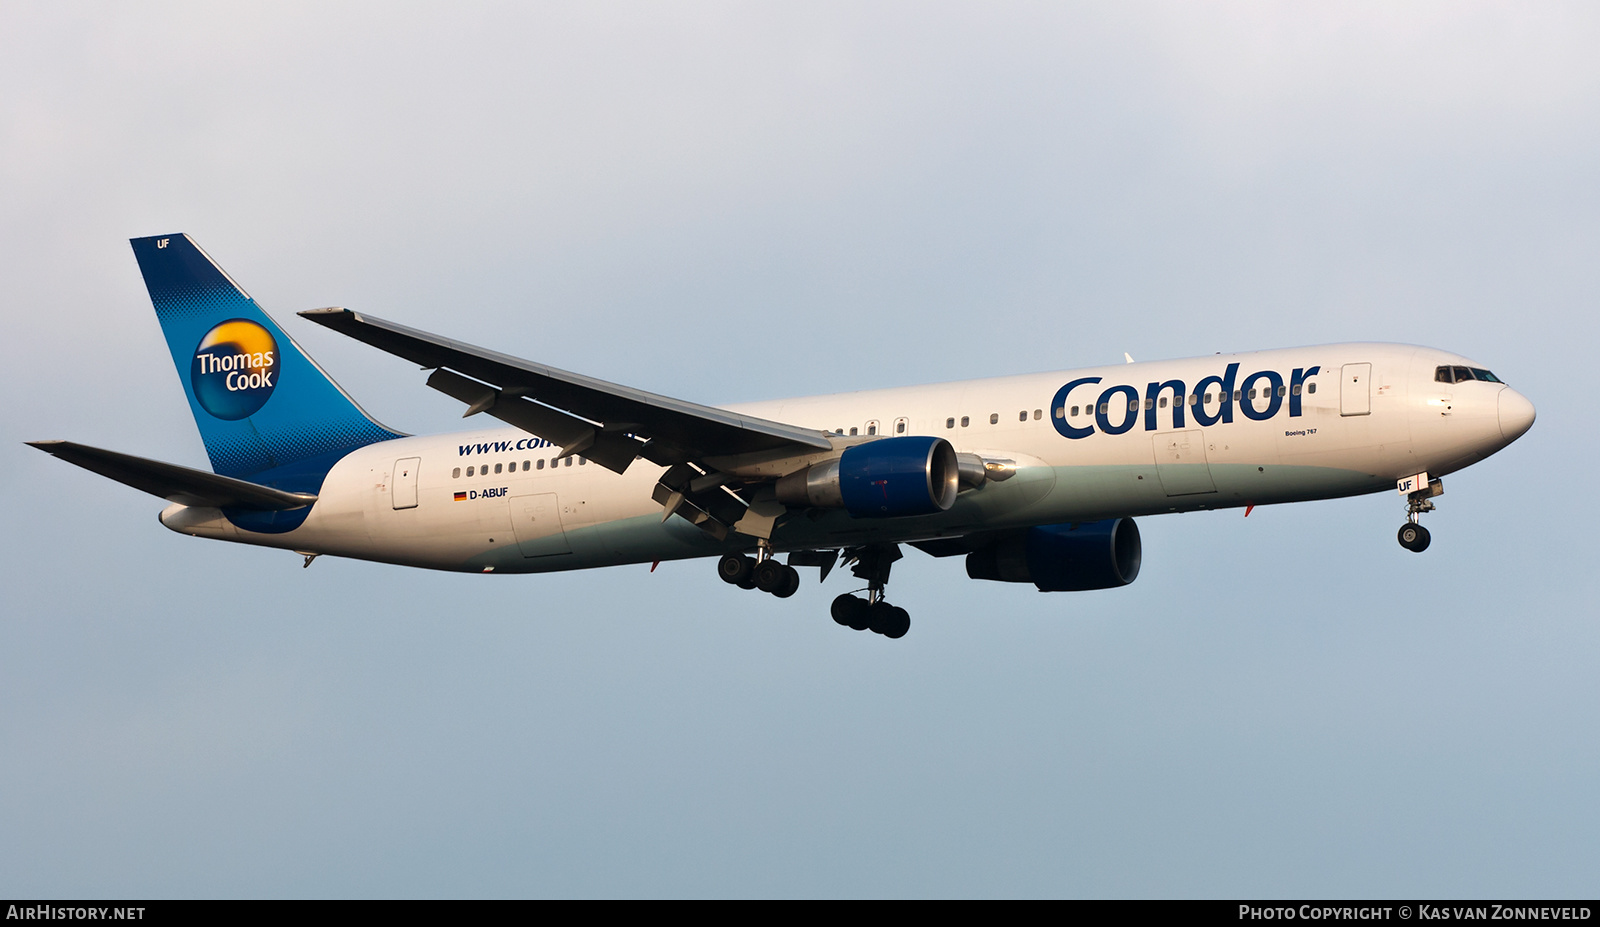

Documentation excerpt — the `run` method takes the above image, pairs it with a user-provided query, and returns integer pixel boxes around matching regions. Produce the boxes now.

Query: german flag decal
[453,491,467,501]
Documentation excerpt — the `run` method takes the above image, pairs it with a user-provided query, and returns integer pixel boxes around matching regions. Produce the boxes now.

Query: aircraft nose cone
[1498,387,1536,442]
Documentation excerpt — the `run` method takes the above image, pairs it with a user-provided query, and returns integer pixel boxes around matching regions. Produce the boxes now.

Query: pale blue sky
[1,2,1595,897]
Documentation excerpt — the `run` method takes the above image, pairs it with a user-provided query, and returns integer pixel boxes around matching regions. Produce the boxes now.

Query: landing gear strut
[830,545,911,639]
[1398,477,1442,553]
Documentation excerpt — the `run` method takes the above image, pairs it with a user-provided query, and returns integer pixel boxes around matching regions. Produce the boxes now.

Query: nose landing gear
[1398,522,1431,553]
[1397,476,1443,553]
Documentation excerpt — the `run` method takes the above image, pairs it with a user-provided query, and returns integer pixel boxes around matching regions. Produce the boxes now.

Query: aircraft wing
[299,307,833,474]
[26,441,319,511]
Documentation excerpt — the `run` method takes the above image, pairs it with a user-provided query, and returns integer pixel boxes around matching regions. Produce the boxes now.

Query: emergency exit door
[392,457,420,509]
[1341,363,1371,416]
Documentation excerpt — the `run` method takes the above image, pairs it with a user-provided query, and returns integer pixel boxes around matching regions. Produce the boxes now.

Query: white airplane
[30,234,1536,639]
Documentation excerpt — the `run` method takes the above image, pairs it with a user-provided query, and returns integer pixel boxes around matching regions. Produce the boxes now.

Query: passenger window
[453,467,461,478]
[537,459,544,470]
[1308,383,1316,394]
[896,420,907,434]
[946,417,955,429]
[1292,384,1302,395]
[849,427,857,436]
[579,457,586,465]
[1159,397,1167,408]
[1019,411,1027,422]
[565,457,572,467]
[1277,385,1287,397]
[1055,407,1065,418]
[1033,409,1042,420]
[466,466,475,477]
[960,416,970,427]
[1099,403,1109,414]
[1189,394,1198,406]
[1142,398,1153,410]
[867,422,878,435]
[493,463,501,474]
[990,413,999,424]
[1128,400,1139,412]
[1070,406,1079,416]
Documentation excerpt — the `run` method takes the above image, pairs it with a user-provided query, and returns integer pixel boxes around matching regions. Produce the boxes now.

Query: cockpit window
[1436,365,1505,384]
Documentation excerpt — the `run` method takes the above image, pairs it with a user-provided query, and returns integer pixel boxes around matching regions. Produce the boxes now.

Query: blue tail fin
[131,234,402,481]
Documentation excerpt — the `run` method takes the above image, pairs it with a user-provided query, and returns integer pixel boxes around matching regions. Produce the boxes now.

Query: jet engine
[965,518,1142,591]
[776,435,960,518]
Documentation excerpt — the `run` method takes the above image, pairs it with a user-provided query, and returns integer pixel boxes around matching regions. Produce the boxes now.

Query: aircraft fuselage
[159,342,1533,573]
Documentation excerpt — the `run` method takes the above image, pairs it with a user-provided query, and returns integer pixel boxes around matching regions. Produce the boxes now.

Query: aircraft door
[511,491,571,558]
[1153,431,1216,496]
[1341,363,1371,416]
[392,457,420,509]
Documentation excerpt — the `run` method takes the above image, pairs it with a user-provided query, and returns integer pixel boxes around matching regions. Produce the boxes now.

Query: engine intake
[776,436,959,518]
[966,518,1142,591]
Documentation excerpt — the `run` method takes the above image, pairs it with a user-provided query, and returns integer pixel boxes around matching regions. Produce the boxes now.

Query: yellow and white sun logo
[190,319,279,420]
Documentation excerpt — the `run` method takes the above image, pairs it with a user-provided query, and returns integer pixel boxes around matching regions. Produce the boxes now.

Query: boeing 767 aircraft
[29,234,1536,639]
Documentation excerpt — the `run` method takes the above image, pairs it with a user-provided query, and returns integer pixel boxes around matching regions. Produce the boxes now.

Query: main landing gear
[716,542,913,639]
[829,545,910,639]
[1397,476,1443,553]
[830,594,910,639]
[717,550,800,598]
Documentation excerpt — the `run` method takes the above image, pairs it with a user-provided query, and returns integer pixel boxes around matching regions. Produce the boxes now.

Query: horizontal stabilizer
[26,440,318,511]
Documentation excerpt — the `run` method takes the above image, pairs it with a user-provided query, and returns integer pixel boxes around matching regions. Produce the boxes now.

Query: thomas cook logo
[191,319,278,420]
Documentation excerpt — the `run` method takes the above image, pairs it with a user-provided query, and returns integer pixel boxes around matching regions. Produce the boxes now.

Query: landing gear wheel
[771,565,801,599]
[880,606,910,639]
[754,559,788,593]
[718,553,755,586]
[867,601,900,635]
[831,593,863,626]
[1398,523,1431,553]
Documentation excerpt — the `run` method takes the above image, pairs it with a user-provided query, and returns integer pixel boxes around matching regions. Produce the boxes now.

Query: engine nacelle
[775,435,959,518]
[965,518,1142,591]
